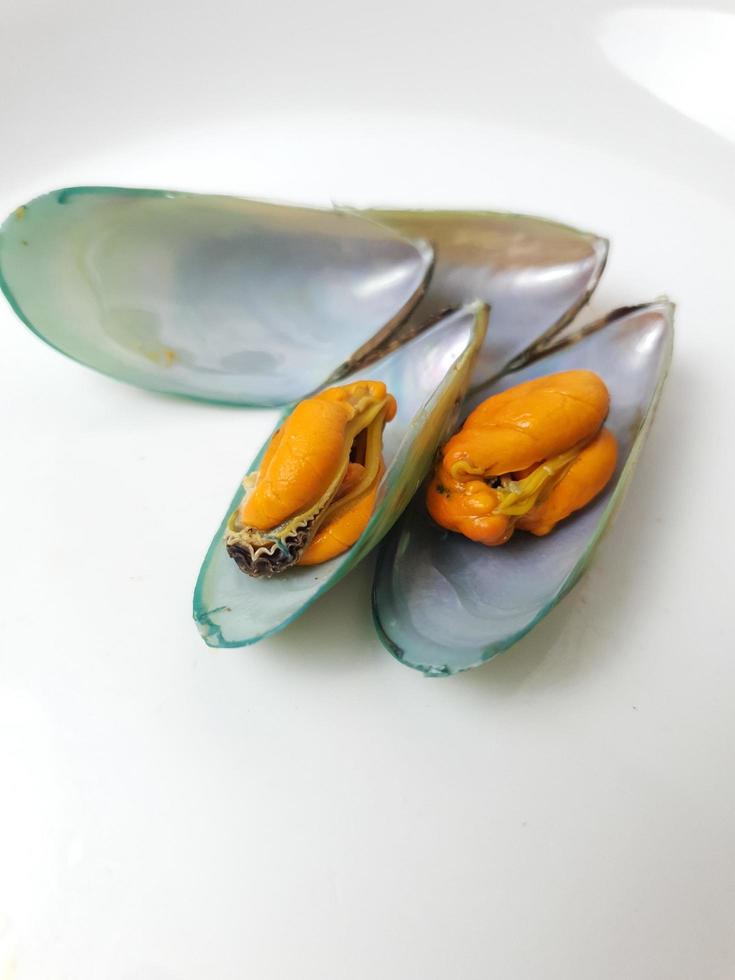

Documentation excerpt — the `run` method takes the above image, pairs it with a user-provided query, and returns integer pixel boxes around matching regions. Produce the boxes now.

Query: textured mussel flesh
[225,381,396,576]
[426,370,618,545]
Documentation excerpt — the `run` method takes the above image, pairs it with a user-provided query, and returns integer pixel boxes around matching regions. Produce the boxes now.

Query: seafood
[1,186,671,668]
[373,301,674,675]
[225,381,396,576]
[426,370,618,545]
[194,303,488,647]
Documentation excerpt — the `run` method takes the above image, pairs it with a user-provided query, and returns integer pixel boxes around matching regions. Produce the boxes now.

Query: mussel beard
[225,400,388,577]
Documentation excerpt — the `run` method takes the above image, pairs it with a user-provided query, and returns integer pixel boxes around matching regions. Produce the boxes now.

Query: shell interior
[193,302,488,647]
[369,208,608,384]
[0,188,433,406]
[372,300,674,676]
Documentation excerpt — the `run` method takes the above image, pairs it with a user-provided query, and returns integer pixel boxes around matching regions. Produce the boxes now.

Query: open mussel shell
[372,300,674,676]
[369,208,608,383]
[0,188,433,406]
[194,302,488,647]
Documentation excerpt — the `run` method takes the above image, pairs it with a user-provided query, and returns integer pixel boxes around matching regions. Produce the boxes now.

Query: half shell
[0,188,433,406]
[370,208,607,383]
[372,300,674,675]
[194,302,488,647]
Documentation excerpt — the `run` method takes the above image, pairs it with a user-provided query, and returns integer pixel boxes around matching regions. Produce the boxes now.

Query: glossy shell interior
[194,302,487,647]
[0,188,433,406]
[372,300,674,676]
[370,208,608,384]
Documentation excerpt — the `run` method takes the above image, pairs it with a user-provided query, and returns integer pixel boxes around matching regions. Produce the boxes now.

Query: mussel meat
[426,370,618,545]
[225,381,396,575]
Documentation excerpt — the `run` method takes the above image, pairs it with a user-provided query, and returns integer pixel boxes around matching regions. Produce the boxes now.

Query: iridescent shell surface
[0,188,433,406]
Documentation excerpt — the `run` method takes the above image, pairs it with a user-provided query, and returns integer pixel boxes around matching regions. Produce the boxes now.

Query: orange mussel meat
[426,370,618,546]
[226,381,396,576]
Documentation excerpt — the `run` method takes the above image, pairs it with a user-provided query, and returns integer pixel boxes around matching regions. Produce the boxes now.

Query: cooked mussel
[225,381,396,576]
[373,300,674,675]
[2,185,645,662]
[426,370,618,545]
[194,303,488,647]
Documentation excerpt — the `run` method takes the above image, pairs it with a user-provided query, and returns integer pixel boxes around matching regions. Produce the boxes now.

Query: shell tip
[194,607,229,648]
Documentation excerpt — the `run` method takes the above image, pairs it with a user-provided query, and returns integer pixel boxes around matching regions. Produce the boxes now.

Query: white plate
[2,3,734,978]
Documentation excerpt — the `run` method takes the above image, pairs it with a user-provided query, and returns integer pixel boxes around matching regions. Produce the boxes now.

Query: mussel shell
[194,302,488,647]
[372,300,674,676]
[0,188,432,406]
[369,208,608,383]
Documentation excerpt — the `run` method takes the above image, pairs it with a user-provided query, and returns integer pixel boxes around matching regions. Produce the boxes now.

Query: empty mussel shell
[0,187,433,406]
[369,208,608,383]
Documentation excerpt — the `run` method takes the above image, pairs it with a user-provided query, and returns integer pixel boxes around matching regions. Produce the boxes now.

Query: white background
[2,2,734,978]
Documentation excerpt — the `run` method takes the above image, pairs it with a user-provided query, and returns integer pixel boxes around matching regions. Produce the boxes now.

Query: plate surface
[1,3,734,979]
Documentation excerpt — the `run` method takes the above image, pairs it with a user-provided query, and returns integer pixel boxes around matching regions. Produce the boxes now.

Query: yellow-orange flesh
[299,461,385,565]
[237,381,396,567]
[426,370,618,546]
